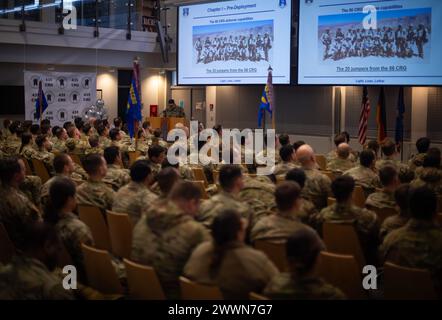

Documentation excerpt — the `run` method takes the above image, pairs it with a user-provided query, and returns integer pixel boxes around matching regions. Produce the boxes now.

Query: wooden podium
[148,117,187,131]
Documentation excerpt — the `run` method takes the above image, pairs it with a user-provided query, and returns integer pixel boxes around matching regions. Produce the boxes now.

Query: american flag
[358,86,371,145]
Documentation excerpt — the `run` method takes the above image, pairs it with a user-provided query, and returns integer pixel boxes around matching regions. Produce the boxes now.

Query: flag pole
[39,80,43,126]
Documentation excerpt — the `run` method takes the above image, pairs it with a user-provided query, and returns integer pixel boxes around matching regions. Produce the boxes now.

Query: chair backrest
[31,158,50,184]
[213,170,220,184]
[20,157,33,176]
[254,240,288,272]
[123,259,166,300]
[107,211,133,259]
[192,167,209,187]
[81,243,124,295]
[315,251,366,300]
[352,185,366,208]
[315,154,327,171]
[369,207,398,225]
[128,151,141,167]
[78,205,111,251]
[193,180,209,199]
[384,262,437,300]
[323,221,366,267]
[327,197,336,206]
[0,223,15,265]
[68,153,82,166]
[249,292,269,300]
[179,276,223,300]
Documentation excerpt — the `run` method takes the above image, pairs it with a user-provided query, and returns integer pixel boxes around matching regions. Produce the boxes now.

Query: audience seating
[315,251,367,299]
[352,185,366,208]
[193,180,209,199]
[81,243,124,295]
[21,157,33,176]
[31,158,50,184]
[123,259,166,300]
[383,262,437,300]
[128,151,141,167]
[323,221,366,268]
[78,205,111,251]
[254,239,288,272]
[107,211,133,259]
[192,167,209,187]
[68,153,82,166]
[249,292,269,300]
[212,170,220,183]
[0,223,15,265]
[315,154,327,171]
[368,207,398,225]
[179,276,223,300]
[327,197,336,206]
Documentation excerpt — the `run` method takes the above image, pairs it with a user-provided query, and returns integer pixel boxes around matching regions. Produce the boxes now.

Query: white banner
[24,71,97,127]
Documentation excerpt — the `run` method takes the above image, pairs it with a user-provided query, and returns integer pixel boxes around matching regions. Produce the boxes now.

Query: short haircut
[53,154,71,174]
[286,168,307,189]
[153,128,162,138]
[279,145,294,162]
[398,166,415,184]
[381,139,396,157]
[89,135,99,148]
[366,140,380,154]
[21,132,33,146]
[293,140,306,152]
[337,145,350,159]
[130,160,152,183]
[74,117,84,130]
[109,128,120,141]
[286,228,325,275]
[409,186,437,220]
[3,119,11,128]
[334,133,346,147]
[82,154,104,175]
[103,146,120,165]
[148,145,165,159]
[9,121,21,134]
[219,165,242,190]
[55,127,64,139]
[40,124,51,135]
[142,121,150,130]
[156,167,180,195]
[379,165,398,186]
[169,181,202,201]
[63,121,73,131]
[67,126,76,138]
[113,117,122,128]
[0,157,22,184]
[341,131,350,143]
[332,175,355,202]
[41,119,51,127]
[30,124,40,135]
[279,134,290,146]
[275,181,301,211]
[83,123,92,135]
[97,124,107,136]
[35,134,47,148]
[359,150,375,168]
[395,184,410,214]
[423,148,441,168]
[416,137,431,154]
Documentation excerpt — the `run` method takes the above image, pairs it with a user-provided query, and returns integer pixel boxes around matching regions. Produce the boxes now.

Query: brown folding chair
[20,157,33,176]
[315,251,366,299]
[369,207,398,225]
[179,276,223,300]
[384,262,437,300]
[128,151,141,167]
[315,154,327,171]
[0,223,15,265]
[352,185,366,208]
[254,240,288,272]
[193,180,209,199]
[107,211,133,259]
[192,167,209,187]
[78,205,111,251]
[123,259,166,300]
[249,292,270,300]
[69,153,82,166]
[323,221,366,268]
[327,197,336,206]
[81,243,124,295]
[31,158,50,184]
[213,170,220,183]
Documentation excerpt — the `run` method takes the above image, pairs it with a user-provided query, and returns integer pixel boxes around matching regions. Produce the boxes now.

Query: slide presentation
[177,0,292,85]
[298,0,442,85]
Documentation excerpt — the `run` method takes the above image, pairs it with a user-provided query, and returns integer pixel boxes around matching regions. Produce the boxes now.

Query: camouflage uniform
[263,273,346,300]
[410,168,442,195]
[197,191,252,228]
[365,190,397,210]
[73,163,88,181]
[76,180,115,212]
[273,162,299,177]
[379,214,409,242]
[302,168,332,210]
[99,136,112,150]
[326,157,355,174]
[376,157,409,172]
[52,138,67,153]
[65,138,83,156]
[184,241,278,300]
[0,256,74,300]
[164,105,186,118]
[0,185,41,247]
[55,212,94,282]
[295,197,318,227]
[77,135,90,153]
[102,164,130,191]
[112,181,158,225]
[326,150,356,163]
[84,146,103,156]
[2,136,20,155]
[111,140,134,154]
[343,165,381,196]
[131,199,209,299]
[239,176,276,228]
[179,164,195,181]
[19,175,42,208]
[250,210,315,243]
[33,149,55,174]
[380,219,442,296]
[41,175,79,207]
[19,145,38,161]
[408,153,426,171]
